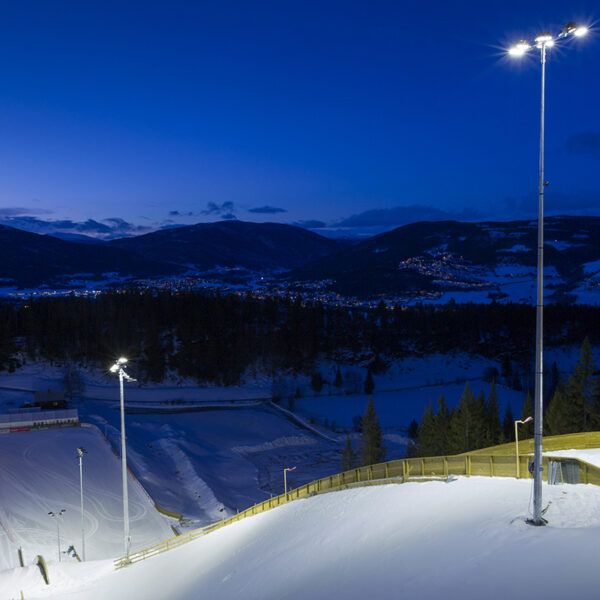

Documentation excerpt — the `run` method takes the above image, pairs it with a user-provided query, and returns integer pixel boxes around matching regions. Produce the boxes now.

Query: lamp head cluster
[109,357,128,373]
[76,446,87,458]
[508,22,588,56]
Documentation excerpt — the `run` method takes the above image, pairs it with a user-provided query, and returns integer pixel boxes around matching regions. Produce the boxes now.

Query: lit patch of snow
[3,478,600,599]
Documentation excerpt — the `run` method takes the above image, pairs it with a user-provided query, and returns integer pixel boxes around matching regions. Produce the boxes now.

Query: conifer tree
[544,385,569,435]
[502,403,514,442]
[417,402,437,457]
[487,380,502,446]
[360,397,385,466]
[448,382,475,453]
[520,392,534,439]
[565,337,596,431]
[341,437,357,472]
[334,366,343,389]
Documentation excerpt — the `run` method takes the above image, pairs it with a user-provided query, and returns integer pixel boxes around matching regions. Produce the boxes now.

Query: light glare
[574,26,588,37]
[509,41,530,56]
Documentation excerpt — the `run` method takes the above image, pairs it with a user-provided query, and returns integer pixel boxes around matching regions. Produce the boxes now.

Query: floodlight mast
[76,446,87,561]
[110,357,136,556]
[507,22,587,526]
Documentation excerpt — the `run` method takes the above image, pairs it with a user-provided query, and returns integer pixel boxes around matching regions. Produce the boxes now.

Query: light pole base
[525,517,548,527]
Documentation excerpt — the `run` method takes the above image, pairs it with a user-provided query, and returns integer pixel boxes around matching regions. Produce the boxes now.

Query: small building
[33,390,67,410]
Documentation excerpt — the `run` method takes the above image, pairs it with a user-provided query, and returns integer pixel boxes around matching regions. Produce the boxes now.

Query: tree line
[411,338,600,457]
[0,291,598,388]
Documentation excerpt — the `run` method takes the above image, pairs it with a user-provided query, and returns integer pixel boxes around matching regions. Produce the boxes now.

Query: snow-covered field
[0,427,174,572]
[2,477,600,600]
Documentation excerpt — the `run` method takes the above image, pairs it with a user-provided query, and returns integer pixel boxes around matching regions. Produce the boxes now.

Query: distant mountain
[0,221,343,288]
[108,221,343,271]
[49,232,106,245]
[0,225,183,288]
[287,216,600,302]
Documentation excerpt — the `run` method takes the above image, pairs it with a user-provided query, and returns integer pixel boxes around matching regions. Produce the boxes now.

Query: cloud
[293,220,327,229]
[248,205,287,214]
[335,205,482,228]
[0,206,53,218]
[221,213,237,221]
[566,132,600,158]
[201,201,235,216]
[168,210,194,217]
[0,215,153,239]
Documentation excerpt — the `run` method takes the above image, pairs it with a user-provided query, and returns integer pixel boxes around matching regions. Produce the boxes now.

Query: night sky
[0,1,598,238]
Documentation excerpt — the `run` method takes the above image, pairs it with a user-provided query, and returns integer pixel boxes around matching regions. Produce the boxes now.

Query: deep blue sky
[0,1,598,238]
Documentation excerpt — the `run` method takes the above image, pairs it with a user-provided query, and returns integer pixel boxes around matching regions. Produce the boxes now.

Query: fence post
[421,459,425,477]
[385,463,389,479]
[444,457,448,478]
[489,456,494,477]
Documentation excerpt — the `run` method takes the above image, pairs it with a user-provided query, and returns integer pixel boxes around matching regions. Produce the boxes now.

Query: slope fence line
[114,437,600,570]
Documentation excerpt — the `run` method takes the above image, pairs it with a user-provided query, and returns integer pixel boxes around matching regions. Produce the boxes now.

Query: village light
[507,21,588,525]
[110,357,136,556]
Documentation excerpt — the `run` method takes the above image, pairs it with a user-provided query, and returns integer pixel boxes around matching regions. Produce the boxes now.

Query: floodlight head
[563,22,588,37]
[77,446,87,457]
[574,25,588,37]
[117,357,128,365]
[109,364,119,373]
[535,33,554,48]
[509,40,531,56]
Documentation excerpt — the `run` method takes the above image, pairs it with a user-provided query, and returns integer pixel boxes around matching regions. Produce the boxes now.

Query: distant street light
[48,509,66,562]
[110,357,136,556]
[514,417,533,478]
[284,466,296,497]
[76,446,87,561]
[507,21,588,526]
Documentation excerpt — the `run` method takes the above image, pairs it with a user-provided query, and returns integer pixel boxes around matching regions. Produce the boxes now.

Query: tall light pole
[110,357,136,556]
[508,22,588,525]
[48,509,66,562]
[76,446,87,561]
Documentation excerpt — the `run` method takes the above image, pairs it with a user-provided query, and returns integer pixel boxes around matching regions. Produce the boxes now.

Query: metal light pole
[508,22,588,525]
[284,466,296,497]
[76,446,87,561]
[110,357,136,556]
[514,417,533,478]
[48,509,66,562]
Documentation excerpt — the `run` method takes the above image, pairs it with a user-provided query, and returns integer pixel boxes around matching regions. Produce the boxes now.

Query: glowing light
[509,41,531,56]
[574,26,588,37]
[535,33,553,47]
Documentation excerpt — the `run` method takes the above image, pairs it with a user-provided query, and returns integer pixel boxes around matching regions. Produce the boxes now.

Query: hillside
[2,478,600,599]
[288,215,600,301]
[108,220,343,271]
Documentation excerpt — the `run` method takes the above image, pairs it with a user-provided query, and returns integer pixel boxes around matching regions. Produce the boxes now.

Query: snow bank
[4,477,600,600]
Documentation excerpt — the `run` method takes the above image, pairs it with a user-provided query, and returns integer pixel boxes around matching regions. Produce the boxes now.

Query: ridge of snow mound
[5,477,600,599]
[231,435,317,454]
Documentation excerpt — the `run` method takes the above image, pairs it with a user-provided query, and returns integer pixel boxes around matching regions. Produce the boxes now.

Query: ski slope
[2,477,600,599]
[0,427,174,571]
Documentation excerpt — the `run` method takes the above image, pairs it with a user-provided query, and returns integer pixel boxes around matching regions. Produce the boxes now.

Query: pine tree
[334,366,343,389]
[544,385,569,435]
[520,392,534,439]
[566,337,596,431]
[448,382,475,453]
[417,401,437,457]
[487,380,502,446]
[341,437,357,471]
[502,403,514,442]
[360,397,385,466]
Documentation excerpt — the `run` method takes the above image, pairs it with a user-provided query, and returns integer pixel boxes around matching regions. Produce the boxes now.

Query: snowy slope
[0,427,174,571]
[2,477,600,600]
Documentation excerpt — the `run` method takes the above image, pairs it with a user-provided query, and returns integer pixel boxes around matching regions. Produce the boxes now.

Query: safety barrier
[37,555,49,585]
[114,439,600,570]
[466,431,600,456]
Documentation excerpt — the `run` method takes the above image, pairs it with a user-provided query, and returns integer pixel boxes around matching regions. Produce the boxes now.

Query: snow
[545,448,600,469]
[2,477,600,599]
[0,427,174,571]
